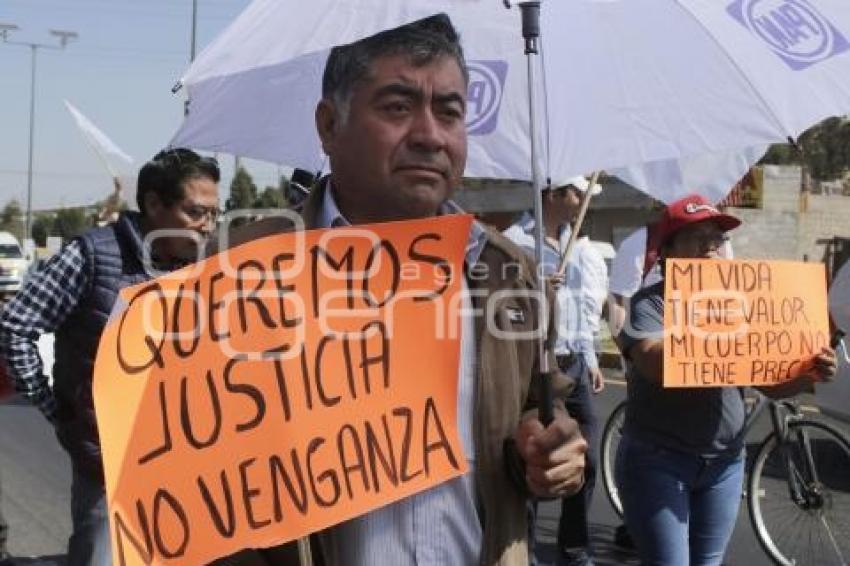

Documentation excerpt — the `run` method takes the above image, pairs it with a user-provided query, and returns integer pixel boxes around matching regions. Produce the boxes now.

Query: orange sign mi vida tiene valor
[663,259,829,388]
[93,215,474,565]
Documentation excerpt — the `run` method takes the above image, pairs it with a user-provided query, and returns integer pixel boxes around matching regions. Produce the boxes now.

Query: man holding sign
[614,194,837,565]
[216,14,586,566]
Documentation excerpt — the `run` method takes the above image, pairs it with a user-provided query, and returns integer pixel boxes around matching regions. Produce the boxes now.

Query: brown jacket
[211,182,572,566]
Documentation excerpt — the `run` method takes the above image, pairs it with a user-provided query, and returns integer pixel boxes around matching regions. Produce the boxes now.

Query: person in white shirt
[504,176,606,566]
[609,227,660,339]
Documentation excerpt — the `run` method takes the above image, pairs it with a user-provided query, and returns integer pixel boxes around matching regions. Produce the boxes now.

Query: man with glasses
[0,148,220,566]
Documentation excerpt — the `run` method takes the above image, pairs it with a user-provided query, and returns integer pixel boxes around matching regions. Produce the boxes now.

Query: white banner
[65,100,133,177]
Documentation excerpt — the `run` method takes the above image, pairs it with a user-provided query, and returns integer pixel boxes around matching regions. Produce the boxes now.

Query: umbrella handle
[297,536,313,565]
[538,369,555,426]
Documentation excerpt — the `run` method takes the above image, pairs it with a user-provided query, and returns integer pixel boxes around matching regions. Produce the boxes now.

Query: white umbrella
[170,0,850,202]
[542,0,850,202]
[169,0,850,431]
[172,1,535,181]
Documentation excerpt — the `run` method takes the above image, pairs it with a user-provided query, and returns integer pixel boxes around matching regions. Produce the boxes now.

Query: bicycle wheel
[748,419,850,566]
[600,400,627,518]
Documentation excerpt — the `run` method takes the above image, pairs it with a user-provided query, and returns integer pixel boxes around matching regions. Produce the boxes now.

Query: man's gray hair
[321,13,468,123]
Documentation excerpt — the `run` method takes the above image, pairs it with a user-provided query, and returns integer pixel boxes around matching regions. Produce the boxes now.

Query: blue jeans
[615,435,744,566]
[68,467,112,566]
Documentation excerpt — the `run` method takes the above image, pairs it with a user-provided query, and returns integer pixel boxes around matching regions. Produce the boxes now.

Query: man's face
[317,54,468,224]
[666,220,729,259]
[545,185,582,224]
[145,175,219,263]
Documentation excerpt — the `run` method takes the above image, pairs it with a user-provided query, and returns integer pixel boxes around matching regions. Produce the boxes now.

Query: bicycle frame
[748,384,839,513]
[767,400,818,507]
[736,389,821,509]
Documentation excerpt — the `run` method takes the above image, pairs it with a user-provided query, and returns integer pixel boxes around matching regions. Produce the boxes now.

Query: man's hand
[514,409,587,498]
[590,367,605,394]
[547,273,565,290]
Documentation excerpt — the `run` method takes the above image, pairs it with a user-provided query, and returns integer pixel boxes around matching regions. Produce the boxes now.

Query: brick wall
[729,166,850,263]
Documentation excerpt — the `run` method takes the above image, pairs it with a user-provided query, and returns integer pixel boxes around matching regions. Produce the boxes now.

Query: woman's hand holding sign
[762,346,838,399]
[810,347,838,382]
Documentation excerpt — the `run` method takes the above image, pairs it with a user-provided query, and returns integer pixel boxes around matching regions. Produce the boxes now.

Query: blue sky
[0,0,280,211]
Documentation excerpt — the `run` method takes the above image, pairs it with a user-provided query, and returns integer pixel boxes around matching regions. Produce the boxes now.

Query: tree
[761,116,850,181]
[226,166,258,211]
[761,143,799,166]
[52,207,90,241]
[0,200,24,240]
[31,214,52,247]
[255,186,286,209]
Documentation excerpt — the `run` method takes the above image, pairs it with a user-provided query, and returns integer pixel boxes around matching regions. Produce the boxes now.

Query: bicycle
[600,336,850,565]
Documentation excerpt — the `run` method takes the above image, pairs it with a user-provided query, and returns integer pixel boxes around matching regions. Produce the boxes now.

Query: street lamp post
[184,0,198,117]
[1,24,77,248]
[190,0,198,63]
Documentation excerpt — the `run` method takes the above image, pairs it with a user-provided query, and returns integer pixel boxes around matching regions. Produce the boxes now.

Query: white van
[0,232,29,300]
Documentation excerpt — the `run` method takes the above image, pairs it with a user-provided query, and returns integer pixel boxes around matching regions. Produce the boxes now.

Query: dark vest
[53,211,151,481]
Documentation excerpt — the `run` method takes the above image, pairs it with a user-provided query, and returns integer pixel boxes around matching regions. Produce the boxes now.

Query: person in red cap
[614,194,837,565]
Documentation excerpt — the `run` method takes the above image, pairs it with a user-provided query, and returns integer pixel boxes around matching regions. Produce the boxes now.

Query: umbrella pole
[518,0,554,426]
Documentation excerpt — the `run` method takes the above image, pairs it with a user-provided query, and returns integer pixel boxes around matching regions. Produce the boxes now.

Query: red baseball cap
[656,194,741,248]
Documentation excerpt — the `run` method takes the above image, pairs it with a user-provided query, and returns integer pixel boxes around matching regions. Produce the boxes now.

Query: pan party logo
[727,0,849,70]
[466,60,508,136]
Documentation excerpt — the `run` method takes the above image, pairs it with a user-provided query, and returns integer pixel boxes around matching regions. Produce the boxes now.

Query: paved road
[0,396,69,565]
[1,372,847,565]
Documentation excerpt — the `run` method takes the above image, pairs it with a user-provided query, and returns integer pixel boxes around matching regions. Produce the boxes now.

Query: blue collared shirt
[317,184,485,565]
[503,212,608,368]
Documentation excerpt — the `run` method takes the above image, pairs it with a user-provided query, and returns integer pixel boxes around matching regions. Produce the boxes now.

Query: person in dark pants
[504,176,607,566]
[0,149,220,566]
[557,355,601,564]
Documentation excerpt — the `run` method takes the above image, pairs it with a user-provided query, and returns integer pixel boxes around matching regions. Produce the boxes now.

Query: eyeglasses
[181,203,221,222]
[676,225,729,249]
[704,234,730,249]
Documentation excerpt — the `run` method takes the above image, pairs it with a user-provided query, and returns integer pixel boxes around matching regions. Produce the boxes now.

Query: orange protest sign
[663,259,829,388]
[93,215,473,566]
